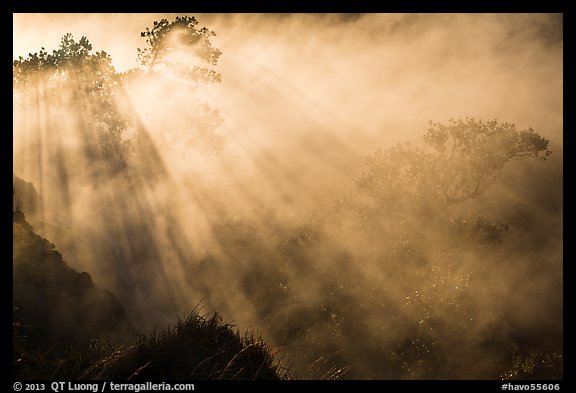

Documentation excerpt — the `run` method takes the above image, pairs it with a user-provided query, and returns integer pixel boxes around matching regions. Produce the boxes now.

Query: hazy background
[13,13,562,379]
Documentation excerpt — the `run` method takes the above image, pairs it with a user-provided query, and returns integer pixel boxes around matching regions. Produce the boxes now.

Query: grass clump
[81,306,291,380]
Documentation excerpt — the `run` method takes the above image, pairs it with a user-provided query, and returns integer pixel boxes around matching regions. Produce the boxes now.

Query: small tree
[129,16,225,154]
[137,16,222,84]
[13,33,119,104]
[423,118,550,206]
[13,34,130,172]
[354,118,550,222]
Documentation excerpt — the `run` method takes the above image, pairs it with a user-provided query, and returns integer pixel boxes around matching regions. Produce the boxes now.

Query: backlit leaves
[137,16,222,83]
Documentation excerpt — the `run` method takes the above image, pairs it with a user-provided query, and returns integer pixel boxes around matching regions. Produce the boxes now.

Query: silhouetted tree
[353,118,550,223]
[13,34,117,91]
[131,16,225,153]
[14,15,226,173]
[137,16,222,83]
[13,34,130,172]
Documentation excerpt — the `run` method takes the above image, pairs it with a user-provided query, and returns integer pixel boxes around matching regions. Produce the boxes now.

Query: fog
[13,13,562,379]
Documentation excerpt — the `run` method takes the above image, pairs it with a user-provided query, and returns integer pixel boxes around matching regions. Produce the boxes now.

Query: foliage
[354,118,550,223]
[82,308,290,380]
[137,16,222,83]
[13,16,226,174]
[208,118,556,379]
[423,118,550,203]
[132,16,225,154]
[501,350,563,380]
[13,33,117,93]
[13,34,131,172]
[13,328,112,380]
[15,310,289,380]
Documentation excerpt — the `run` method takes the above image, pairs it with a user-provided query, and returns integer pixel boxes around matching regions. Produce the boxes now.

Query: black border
[8,0,568,13]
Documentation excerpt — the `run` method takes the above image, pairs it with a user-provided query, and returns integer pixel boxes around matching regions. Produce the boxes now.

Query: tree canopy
[13,16,226,171]
[13,33,117,95]
[353,118,550,222]
[137,16,222,83]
